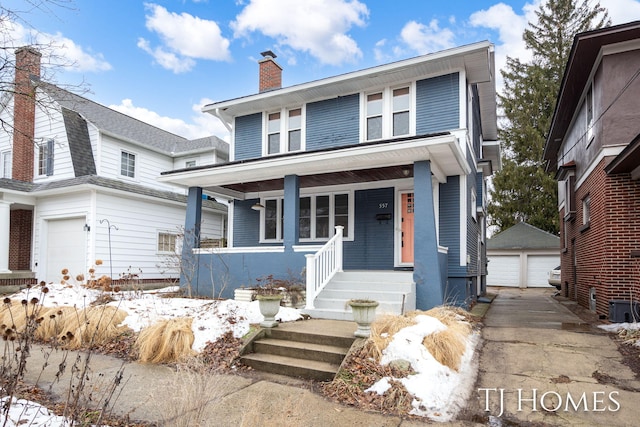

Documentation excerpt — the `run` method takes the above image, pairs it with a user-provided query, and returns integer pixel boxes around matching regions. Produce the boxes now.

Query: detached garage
[487,222,560,288]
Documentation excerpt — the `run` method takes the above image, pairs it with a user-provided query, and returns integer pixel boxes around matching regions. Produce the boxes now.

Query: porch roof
[159,133,468,199]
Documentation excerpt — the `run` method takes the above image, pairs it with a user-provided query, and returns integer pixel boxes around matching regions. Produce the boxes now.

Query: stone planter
[348,299,379,338]
[257,294,283,328]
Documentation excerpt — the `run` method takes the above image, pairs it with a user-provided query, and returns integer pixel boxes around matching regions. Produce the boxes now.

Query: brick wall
[9,209,33,270]
[12,47,41,183]
[561,158,640,317]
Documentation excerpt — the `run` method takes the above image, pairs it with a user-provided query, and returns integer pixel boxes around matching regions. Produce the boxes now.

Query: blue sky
[4,0,640,141]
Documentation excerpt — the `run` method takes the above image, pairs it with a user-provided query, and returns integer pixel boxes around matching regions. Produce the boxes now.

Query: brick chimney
[12,47,41,182]
[259,50,282,93]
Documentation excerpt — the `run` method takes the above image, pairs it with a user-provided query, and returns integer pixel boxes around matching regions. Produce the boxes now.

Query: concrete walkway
[470,287,640,426]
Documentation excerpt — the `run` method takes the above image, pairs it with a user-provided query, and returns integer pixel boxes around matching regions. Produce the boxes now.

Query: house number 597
[379,203,388,209]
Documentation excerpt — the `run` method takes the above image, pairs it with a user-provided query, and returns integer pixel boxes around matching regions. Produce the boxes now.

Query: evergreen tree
[489,0,610,235]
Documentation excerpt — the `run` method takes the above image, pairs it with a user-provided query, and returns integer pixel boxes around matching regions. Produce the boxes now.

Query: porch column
[0,201,11,273]
[181,187,202,290]
[283,174,300,250]
[413,160,443,309]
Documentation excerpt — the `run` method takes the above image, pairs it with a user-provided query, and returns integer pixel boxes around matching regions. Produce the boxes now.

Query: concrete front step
[240,319,356,381]
[253,338,348,365]
[240,353,341,381]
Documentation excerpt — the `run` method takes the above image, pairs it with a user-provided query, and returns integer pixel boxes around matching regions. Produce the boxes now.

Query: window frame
[362,84,413,142]
[581,194,591,230]
[586,84,594,143]
[120,150,137,179]
[38,139,54,176]
[157,231,178,253]
[1,150,11,178]
[259,191,354,243]
[263,106,305,155]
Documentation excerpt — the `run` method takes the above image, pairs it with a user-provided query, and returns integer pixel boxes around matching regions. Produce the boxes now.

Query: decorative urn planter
[256,294,283,328]
[348,299,379,338]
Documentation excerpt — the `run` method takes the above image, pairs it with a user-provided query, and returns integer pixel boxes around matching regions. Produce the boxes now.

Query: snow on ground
[2,281,479,424]
[599,322,640,347]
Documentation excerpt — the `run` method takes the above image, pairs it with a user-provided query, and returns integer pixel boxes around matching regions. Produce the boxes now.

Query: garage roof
[487,222,560,250]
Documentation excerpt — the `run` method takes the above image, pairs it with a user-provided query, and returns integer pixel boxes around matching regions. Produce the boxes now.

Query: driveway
[468,287,640,426]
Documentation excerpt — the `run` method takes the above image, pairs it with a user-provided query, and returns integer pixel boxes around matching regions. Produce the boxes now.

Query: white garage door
[46,218,86,283]
[487,255,520,287]
[526,255,559,288]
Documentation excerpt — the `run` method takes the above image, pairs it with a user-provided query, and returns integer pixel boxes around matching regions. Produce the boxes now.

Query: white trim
[576,145,625,188]
[159,133,468,188]
[459,174,467,266]
[293,245,323,252]
[395,189,414,268]
[194,246,284,254]
[459,70,467,130]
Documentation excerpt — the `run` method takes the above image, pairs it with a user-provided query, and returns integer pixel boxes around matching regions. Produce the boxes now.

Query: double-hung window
[121,150,136,178]
[261,193,351,242]
[392,87,410,136]
[265,107,304,155]
[38,139,54,176]
[364,85,412,141]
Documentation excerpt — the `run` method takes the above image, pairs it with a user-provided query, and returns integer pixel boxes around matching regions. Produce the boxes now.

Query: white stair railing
[304,226,343,309]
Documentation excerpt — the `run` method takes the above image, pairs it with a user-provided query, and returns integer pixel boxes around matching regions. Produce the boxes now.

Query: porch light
[251,202,265,210]
[83,224,90,232]
[402,166,412,177]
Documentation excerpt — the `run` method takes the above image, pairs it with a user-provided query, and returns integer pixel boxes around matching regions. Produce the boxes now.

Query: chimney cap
[260,50,277,59]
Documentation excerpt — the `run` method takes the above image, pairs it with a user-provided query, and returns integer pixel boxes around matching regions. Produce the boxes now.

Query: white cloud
[469,2,539,94]
[604,0,640,24]
[231,0,369,66]
[140,3,231,73]
[110,98,230,141]
[3,20,111,72]
[399,20,456,55]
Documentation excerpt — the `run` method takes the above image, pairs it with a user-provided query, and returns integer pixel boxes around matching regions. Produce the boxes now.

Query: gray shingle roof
[37,81,228,157]
[487,222,559,250]
[0,176,227,213]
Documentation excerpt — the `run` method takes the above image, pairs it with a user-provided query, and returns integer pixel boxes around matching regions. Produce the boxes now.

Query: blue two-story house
[159,42,500,319]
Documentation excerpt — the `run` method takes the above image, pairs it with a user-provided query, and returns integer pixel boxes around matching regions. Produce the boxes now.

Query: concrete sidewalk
[20,333,480,426]
[469,287,640,426]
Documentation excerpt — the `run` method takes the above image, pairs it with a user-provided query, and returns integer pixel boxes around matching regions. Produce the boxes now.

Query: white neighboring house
[0,47,228,286]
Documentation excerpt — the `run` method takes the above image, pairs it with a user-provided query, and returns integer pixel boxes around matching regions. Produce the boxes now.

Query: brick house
[543,21,640,320]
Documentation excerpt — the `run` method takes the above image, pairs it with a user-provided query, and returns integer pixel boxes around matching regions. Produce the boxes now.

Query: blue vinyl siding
[306,94,360,150]
[234,113,262,160]
[233,199,261,247]
[344,187,394,270]
[416,73,460,134]
[439,176,463,276]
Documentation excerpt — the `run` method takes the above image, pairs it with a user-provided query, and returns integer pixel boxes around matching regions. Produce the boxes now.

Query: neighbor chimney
[259,50,282,93]
[12,47,41,182]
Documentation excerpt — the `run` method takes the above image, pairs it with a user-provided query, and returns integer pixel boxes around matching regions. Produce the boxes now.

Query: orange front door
[401,193,414,263]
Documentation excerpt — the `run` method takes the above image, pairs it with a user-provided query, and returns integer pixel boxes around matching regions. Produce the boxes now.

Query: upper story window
[1,151,11,178]
[265,107,304,155]
[364,85,412,141]
[120,150,136,178]
[393,87,410,136]
[586,84,594,142]
[38,139,54,176]
[185,160,196,168]
[261,192,352,242]
[366,93,383,140]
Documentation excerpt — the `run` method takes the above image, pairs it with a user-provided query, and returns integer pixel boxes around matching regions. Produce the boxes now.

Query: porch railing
[304,226,343,309]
